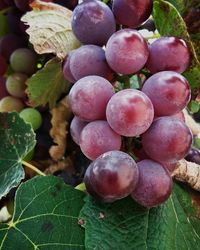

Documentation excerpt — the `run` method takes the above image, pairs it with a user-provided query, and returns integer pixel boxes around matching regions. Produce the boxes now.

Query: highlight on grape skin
[84,151,139,202]
[80,120,122,160]
[131,159,173,208]
[105,29,149,74]
[106,89,154,137]
[68,75,115,121]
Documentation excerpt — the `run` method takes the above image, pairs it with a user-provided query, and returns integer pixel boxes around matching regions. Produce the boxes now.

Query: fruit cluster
[65,0,193,207]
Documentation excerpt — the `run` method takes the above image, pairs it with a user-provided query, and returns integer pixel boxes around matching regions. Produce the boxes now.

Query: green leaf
[26,58,69,109]
[166,0,193,15]
[0,176,85,249]
[0,112,36,200]
[188,100,200,113]
[80,183,200,250]
[21,1,80,60]
[153,1,200,91]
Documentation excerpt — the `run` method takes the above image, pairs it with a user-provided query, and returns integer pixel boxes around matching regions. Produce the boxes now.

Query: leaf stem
[144,33,161,40]
[75,183,86,192]
[21,160,46,176]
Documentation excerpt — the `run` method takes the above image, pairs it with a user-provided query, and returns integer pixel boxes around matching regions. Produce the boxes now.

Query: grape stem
[21,160,46,176]
[75,182,86,192]
[144,33,161,40]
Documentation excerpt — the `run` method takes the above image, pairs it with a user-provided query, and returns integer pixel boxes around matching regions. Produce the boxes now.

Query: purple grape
[6,9,28,35]
[0,34,26,61]
[106,89,154,137]
[142,117,192,163]
[185,148,200,165]
[63,51,76,83]
[80,120,122,160]
[105,29,149,74]
[10,48,37,75]
[112,0,152,28]
[0,55,7,76]
[69,45,113,81]
[142,71,191,116]
[72,0,116,46]
[131,159,172,207]
[70,116,88,145]
[146,37,190,74]
[84,151,139,202]
[68,75,115,121]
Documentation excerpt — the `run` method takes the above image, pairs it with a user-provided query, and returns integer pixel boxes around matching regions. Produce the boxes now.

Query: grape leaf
[26,58,69,109]
[0,112,36,200]
[0,176,85,249]
[80,183,200,250]
[153,0,200,92]
[21,0,80,60]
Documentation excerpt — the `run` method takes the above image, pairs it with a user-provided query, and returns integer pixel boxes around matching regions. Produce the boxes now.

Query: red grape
[106,89,154,137]
[112,0,152,28]
[80,120,122,160]
[105,29,149,74]
[72,0,116,46]
[131,159,172,207]
[146,37,190,74]
[69,76,115,121]
[70,116,88,145]
[142,117,192,163]
[63,51,76,83]
[142,71,191,116]
[84,151,139,202]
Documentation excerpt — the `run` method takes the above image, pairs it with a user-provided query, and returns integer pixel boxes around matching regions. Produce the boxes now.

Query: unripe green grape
[20,108,42,131]
[10,48,37,75]
[0,96,24,112]
[6,73,28,98]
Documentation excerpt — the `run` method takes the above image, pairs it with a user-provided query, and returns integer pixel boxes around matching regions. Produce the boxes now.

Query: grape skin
[142,71,191,116]
[72,0,116,46]
[69,45,113,81]
[63,51,76,83]
[131,159,172,207]
[112,0,152,28]
[0,55,7,76]
[0,96,24,112]
[146,37,190,74]
[6,73,28,98]
[80,120,122,160]
[142,117,192,163]
[0,77,9,100]
[10,48,37,75]
[84,151,139,202]
[105,29,149,74]
[19,108,42,131]
[106,89,154,137]
[70,116,88,145]
[68,75,115,121]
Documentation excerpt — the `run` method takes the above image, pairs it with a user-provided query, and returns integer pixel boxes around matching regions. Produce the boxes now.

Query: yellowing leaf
[21,0,80,60]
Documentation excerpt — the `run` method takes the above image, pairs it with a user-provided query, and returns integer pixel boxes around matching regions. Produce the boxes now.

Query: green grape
[19,108,42,131]
[6,73,28,98]
[10,48,37,75]
[0,96,24,112]
[23,148,35,162]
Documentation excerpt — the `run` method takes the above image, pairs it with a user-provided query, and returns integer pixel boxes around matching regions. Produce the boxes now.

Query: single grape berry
[19,108,42,131]
[0,96,24,112]
[10,48,37,75]
[84,151,139,202]
[106,89,154,137]
[6,73,28,98]
[170,111,185,122]
[142,117,192,163]
[63,51,76,83]
[80,120,122,160]
[185,148,200,165]
[142,71,191,116]
[72,0,116,46]
[68,75,115,121]
[105,29,149,74]
[69,45,113,81]
[131,159,172,207]
[146,37,190,74]
[70,116,88,145]
[112,0,152,28]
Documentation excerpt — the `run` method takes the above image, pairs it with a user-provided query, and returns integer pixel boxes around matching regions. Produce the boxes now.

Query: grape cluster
[65,0,193,207]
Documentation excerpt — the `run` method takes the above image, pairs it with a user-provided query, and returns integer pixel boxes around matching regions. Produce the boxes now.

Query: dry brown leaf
[184,109,200,135]
[49,96,71,161]
[21,0,80,59]
[173,159,200,192]
[44,157,73,175]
